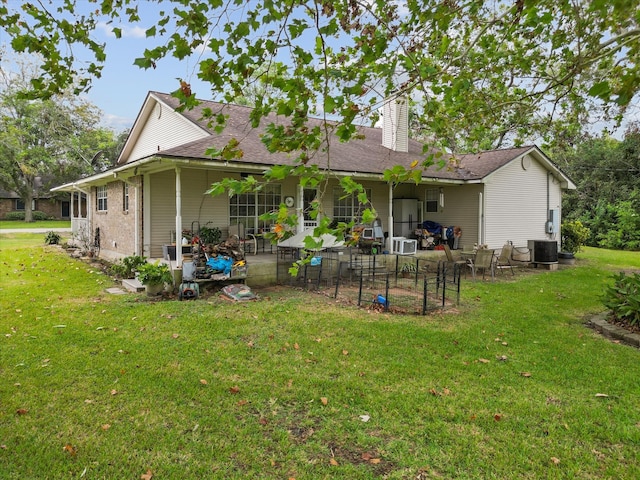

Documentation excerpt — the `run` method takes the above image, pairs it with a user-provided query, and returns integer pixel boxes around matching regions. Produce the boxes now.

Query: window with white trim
[123,183,129,212]
[97,185,108,212]
[425,188,439,213]
[229,184,281,232]
[332,187,372,223]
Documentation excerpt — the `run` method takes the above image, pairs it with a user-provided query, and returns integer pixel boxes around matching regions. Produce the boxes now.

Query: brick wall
[0,197,66,219]
[92,177,142,259]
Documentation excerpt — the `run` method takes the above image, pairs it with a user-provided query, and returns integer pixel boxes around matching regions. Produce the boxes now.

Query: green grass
[0,232,72,250]
[1,241,639,479]
[0,220,71,229]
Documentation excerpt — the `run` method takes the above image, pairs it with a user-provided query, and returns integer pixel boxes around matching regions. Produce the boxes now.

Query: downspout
[478,192,484,245]
[175,167,183,266]
[388,184,394,252]
[546,172,551,238]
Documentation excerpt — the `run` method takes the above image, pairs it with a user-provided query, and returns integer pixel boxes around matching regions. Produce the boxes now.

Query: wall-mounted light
[439,187,445,209]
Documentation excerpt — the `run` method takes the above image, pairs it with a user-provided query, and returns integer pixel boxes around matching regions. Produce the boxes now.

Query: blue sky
[82,6,215,131]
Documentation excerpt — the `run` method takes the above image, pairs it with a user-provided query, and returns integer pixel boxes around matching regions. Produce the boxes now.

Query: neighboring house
[0,179,83,220]
[52,91,575,263]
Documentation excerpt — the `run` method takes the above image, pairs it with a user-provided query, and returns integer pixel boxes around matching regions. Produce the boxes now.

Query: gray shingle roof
[150,91,536,181]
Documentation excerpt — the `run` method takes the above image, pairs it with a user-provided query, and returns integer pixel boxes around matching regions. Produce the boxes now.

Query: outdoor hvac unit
[527,240,558,264]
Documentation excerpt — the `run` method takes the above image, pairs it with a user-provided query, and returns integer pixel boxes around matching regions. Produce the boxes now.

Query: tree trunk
[24,191,34,222]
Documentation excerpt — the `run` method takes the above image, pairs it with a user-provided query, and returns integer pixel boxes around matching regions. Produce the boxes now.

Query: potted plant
[199,223,222,245]
[136,261,173,295]
[398,262,417,278]
[560,220,590,264]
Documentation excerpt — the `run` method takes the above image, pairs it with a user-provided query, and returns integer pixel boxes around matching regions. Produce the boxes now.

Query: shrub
[603,272,640,328]
[561,220,590,254]
[4,211,52,221]
[110,255,147,279]
[199,223,221,245]
[44,231,61,245]
[136,261,173,286]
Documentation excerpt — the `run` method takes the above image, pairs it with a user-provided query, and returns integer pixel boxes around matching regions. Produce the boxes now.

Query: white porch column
[143,174,151,258]
[297,183,304,234]
[387,183,394,252]
[134,180,140,256]
[175,167,183,266]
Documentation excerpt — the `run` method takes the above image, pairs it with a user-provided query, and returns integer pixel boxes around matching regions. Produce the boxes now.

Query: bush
[603,272,640,328]
[4,211,52,221]
[136,261,173,286]
[199,223,221,245]
[561,220,590,254]
[44,231,61,245]
[110,255,147,279]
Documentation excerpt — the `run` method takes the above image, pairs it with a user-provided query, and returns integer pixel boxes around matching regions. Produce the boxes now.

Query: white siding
[127,102,208,162]
[421,185,482,248]
[483,155,562,249]
[146,169,232,257]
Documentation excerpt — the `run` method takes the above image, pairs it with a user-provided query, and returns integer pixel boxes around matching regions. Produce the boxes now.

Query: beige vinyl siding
[421,185,481,248]
[128,102,208,162]
[146,169,232,257]
[483,155,560,249]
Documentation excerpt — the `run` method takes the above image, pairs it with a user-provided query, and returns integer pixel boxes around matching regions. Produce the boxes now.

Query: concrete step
[122,278,145,292]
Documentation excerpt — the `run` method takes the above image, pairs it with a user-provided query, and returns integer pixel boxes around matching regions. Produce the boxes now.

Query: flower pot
[558,252,576,265]
[145,283,164,296]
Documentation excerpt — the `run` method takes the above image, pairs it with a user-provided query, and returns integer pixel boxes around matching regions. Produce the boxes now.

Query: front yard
[0,237,639,478]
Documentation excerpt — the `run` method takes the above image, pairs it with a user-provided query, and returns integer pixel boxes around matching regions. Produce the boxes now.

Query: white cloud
[100,113,134,132]
[97,22,146,39]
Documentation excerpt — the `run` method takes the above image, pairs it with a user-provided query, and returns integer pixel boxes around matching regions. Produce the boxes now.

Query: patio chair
[468,248,495,281]
[495,243,515,276]
[443,244,470,280]
[228,223,257,255]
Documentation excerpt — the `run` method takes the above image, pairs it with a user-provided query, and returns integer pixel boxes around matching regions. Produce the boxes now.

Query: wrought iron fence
[277,247,463,315]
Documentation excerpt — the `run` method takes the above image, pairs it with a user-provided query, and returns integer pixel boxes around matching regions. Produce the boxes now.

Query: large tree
[3,0,639,234]
[555,127,640,250]
[0,53,120,222]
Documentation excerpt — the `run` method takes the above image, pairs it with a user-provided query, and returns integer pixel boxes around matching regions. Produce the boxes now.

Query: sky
[78,6,217,131]
[2,1,637,138]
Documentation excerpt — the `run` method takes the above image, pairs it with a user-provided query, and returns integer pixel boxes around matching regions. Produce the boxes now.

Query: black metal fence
[277,247,462,315]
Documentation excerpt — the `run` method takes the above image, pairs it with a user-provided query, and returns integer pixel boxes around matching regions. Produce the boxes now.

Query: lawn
[0,239,639,479]
[0,220,71,230]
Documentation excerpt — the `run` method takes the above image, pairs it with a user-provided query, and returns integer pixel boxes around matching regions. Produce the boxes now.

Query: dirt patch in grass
[325,441,396,476]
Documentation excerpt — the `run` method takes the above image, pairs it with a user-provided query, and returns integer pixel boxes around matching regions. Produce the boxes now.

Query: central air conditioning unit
[528,240,558,264]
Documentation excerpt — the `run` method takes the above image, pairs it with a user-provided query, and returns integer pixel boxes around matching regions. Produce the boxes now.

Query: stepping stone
[106,287,127,295]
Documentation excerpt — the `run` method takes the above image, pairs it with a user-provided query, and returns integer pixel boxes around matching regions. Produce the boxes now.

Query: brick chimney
[382,95,408,152]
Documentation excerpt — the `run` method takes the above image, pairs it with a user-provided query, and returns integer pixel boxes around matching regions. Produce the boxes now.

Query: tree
[3,0,639,234]
[0,53,120,221]
[555,125,640,250]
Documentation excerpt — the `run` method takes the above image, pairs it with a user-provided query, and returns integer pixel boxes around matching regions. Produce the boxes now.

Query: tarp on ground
[276,228,345,250]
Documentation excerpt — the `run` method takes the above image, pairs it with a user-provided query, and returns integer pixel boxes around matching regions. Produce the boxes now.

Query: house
[0,178,83,220]
[51,91,575,267]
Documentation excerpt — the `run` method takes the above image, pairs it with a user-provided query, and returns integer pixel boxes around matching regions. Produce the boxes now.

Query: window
[332,187,372,224]
[123,183,129,212]
[425,188,439,213]
[97,185,108,211]
[229,184,281,232]
[15,199,36,211]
